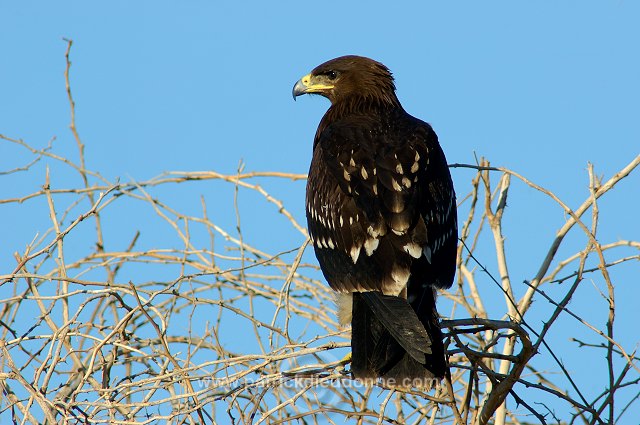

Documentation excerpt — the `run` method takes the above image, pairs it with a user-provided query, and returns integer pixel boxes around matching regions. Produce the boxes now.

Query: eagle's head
[292,55,398,107]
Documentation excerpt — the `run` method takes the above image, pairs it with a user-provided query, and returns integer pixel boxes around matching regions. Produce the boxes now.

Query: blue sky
[2,1,639,422]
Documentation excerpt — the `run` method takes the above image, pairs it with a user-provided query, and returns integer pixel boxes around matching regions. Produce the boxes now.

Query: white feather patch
[392,179,403,192]
[391,228,406,236]
[364,238,379,256]
[366,225,380,238]
[392,267,410,286]
[350,245,361,264]
[411,158,420,173]
[387,266,410,295]
[361,167,368,179]
[403,242,422,259]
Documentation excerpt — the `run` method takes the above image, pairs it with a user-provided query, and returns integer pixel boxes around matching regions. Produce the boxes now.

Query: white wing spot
[392,179,403,192]
[390,266,410,293]
[339,215,344,227]
[364,238,379,256]
[372,183,378,195]
[402,177,411,188]
[361,167,368,180]
[350,245,361,263]
[343,170,351,181]
[349,157,356,167]
[403,242,422,259]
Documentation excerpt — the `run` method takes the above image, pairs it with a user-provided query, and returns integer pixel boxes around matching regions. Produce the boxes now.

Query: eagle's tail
[350,291,445,389]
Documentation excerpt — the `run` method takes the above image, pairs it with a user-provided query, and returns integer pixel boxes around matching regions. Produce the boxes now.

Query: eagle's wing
[306,113,457,296]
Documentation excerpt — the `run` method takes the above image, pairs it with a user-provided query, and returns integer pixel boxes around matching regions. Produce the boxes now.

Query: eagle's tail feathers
[350,291,445,389]
[350,292,380,382]
[360,291,431,362]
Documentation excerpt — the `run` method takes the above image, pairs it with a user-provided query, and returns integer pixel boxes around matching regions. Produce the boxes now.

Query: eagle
[293,56,457,389]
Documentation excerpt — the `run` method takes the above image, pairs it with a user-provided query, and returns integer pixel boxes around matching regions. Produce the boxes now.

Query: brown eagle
[293,56,457,389]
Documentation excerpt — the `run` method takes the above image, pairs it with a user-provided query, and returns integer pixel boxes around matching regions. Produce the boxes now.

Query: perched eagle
[293,56,457,389]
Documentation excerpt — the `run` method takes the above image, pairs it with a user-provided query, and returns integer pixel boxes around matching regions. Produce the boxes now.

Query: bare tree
[1,41,639,425]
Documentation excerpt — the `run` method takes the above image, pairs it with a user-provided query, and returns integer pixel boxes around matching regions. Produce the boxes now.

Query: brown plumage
[293,56,457,389]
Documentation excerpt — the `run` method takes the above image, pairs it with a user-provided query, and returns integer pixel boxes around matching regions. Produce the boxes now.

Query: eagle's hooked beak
[292,73,334,100]
[292,78,308,100]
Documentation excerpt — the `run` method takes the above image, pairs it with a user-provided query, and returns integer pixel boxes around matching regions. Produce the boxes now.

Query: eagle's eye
[326,71,338,80]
